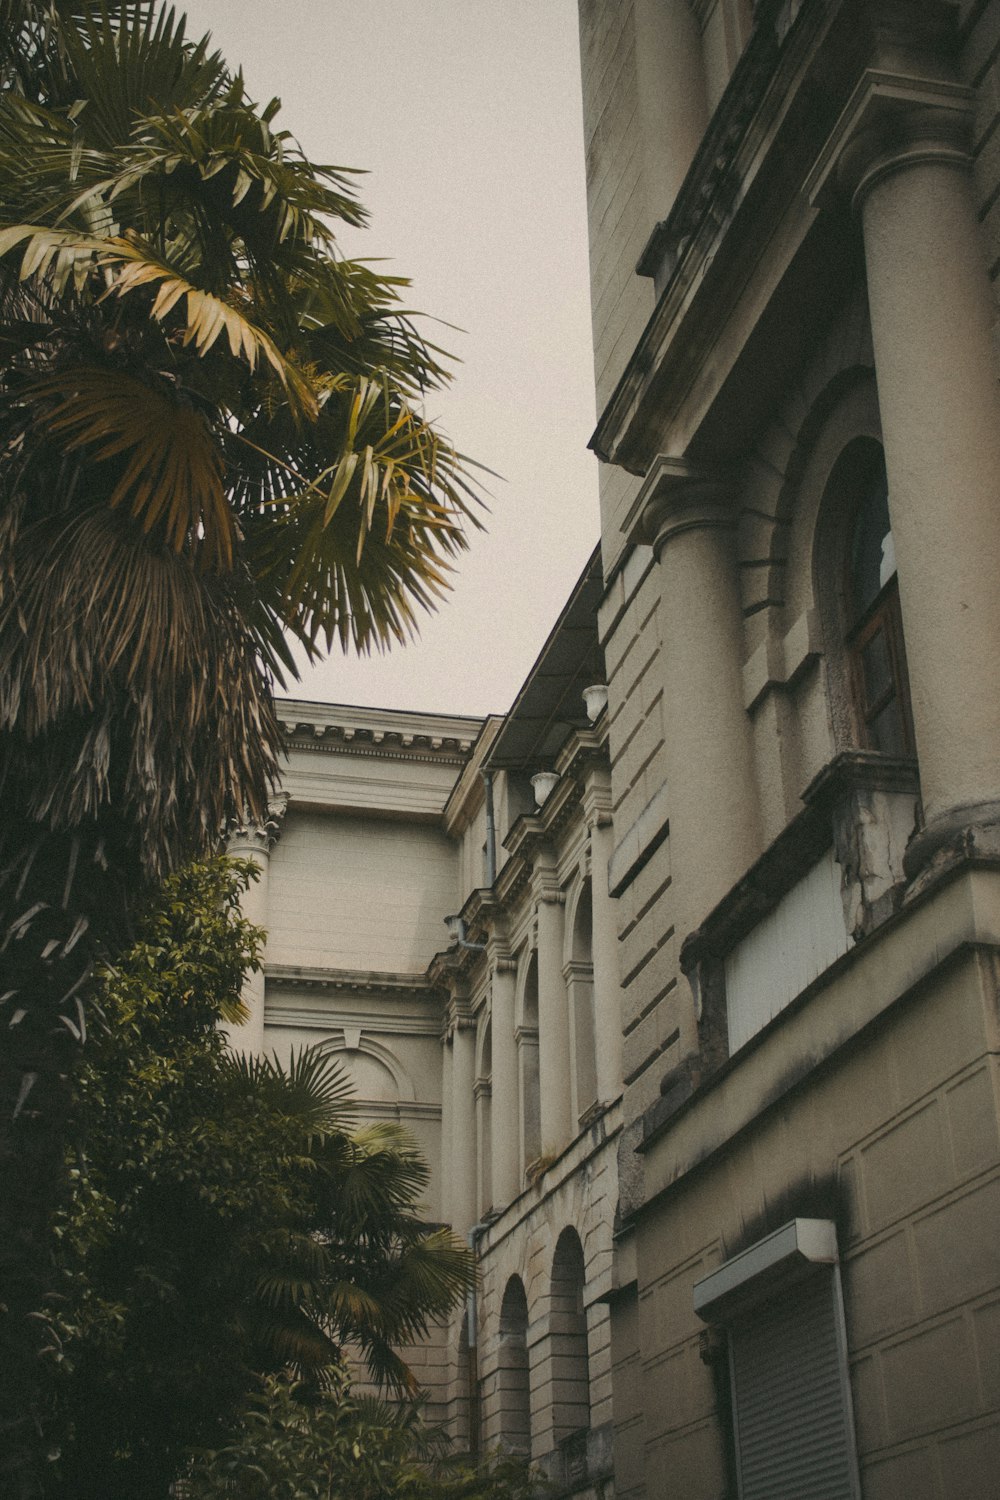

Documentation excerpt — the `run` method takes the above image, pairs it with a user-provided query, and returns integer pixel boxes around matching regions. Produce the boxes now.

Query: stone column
[534,858,572,1153]
[639,461,762,942]
[489,953,520,1209]
[224,793,287,1057]
[439,1033,453,1226]
[585,787,624,1105]
[450,1015,477,1234]
[634,0,709,224]
[817,67,1000,871]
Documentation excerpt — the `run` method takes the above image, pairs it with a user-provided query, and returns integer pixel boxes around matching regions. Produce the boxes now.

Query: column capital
[534,884,566,909]
[633,456,735,561]
[227,791,289,857]
[808,69,973,214]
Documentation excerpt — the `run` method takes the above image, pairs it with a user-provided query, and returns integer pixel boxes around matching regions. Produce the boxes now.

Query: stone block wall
[617,937,1000,1499]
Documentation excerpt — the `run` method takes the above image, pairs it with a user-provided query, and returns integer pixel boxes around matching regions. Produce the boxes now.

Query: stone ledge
[635,861,1000,1212]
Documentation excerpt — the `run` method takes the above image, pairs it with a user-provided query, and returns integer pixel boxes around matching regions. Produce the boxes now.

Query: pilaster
[533,854,571,1154]
[224,792,288,1056]
[488,936,520,1209]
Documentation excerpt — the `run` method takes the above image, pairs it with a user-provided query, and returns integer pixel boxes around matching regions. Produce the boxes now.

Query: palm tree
[52,857,475,1495]
[0,5,482,1490]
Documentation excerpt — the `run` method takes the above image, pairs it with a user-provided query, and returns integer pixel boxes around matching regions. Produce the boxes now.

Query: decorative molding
[554,725,610,784]
[227,791,289,855]
[625,457,736,557]
[263,1004,440,1038]
[806,70,973,212]
[352,1099,442,1122]
[276,698,481,764]
[264,963,444,1003]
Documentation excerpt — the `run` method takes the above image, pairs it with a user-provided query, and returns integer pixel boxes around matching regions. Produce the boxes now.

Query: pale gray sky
[179,0,600,716]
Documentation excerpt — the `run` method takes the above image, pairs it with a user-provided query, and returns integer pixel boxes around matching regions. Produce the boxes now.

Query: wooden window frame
[845,574,915,757]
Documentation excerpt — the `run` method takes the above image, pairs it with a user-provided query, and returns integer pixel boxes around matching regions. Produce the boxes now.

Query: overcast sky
[178,0,600,718]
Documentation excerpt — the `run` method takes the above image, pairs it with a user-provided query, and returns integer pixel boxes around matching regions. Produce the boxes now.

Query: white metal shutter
[729,1270,860,1500]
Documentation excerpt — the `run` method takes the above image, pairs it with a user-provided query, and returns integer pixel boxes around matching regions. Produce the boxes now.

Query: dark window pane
[849,460,894,622]
[868,698,907,756]
[861,628,893,709]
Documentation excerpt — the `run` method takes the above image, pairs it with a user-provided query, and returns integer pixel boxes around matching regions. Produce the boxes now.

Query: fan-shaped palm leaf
[224,1040,356,1138]
[25,363,233,565]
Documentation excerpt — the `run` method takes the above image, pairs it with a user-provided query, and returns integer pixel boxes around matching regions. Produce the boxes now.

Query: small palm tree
[54,858,475,1497]
[0,4,483,1491]
[227,1043,473,1396]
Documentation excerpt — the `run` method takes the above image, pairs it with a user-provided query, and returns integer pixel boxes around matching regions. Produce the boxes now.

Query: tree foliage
[46,858,474,1498]
[183,1370,545,1500]
[0,0,481,885]
[0,4,483,1485]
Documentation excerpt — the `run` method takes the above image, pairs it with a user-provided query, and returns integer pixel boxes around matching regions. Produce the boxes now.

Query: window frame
[844,570,915,757]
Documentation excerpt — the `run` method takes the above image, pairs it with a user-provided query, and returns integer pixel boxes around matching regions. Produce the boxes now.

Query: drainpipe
[482,771,497,887]
[466,1221,488,1457]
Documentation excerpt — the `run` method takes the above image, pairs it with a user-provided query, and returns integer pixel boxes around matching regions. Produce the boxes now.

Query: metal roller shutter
[729,1269,860,1500]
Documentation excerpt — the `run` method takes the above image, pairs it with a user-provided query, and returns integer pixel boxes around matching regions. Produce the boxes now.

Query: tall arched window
[840,441,915,756]
[498,1276,531,1458]
[550,1228,590,1444]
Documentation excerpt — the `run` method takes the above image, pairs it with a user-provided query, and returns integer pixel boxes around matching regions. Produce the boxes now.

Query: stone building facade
[229,2,1000,1495]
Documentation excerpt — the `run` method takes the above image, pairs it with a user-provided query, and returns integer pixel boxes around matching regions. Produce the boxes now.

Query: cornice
[264,963,445,1002]
[263,1003,442,1036]
[554,725,610,782]
[442,717,504,835]
[427,946,483,991]
[589,0,864,476]
[276,698,482,766]
[504,774,584,864]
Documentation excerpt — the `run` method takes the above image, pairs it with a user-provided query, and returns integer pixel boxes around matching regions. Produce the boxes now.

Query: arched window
[840,441,914,756]
[498,1276,531,1458]
[550,1228,590,1444]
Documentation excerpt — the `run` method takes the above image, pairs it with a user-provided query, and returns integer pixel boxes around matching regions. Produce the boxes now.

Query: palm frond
[0,504,279,874]
[24,364,233,567]
[223,1039,356,1136]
